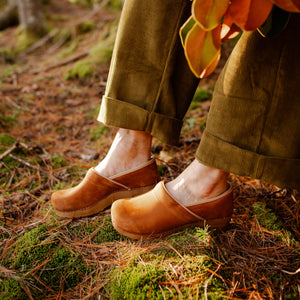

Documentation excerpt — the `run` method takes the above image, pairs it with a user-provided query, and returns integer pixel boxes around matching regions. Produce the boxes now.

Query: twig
[280,267,300,275]
[31,51,89,74]
[22,29,59,55]
[8,154,64,181]
[0,265,23,282]
[0,143,18,160]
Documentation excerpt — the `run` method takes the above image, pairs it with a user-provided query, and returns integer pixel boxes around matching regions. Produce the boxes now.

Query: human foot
[165,159,229,206]
[95,129,152,178]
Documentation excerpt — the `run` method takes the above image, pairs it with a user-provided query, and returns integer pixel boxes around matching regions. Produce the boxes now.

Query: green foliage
[195,225,212,246]
[50,154,67,169]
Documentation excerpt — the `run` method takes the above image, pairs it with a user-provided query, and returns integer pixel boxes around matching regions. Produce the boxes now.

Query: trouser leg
[196,14,300,189]
[98,0,199,145]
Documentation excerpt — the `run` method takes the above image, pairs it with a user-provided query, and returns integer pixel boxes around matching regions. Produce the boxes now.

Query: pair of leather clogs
[51,158,233,239]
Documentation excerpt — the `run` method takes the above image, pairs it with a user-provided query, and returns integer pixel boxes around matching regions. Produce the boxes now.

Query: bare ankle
[95,129,152,177]
[166,160,229,206]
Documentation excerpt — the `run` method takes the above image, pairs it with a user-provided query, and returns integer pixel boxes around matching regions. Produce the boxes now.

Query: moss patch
[108,254,225,299]
[1,224,89,297]
[65,21,117,79]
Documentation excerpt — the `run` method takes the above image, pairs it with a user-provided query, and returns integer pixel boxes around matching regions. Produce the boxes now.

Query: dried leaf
[228,0,273,31]
[184,23,221,78]
[192,0,230,30]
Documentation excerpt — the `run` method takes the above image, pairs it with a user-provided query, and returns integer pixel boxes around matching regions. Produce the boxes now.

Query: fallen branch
[0,143,18,161]
[0,141,29,161]
[31,50,89,74]
[22,29,59,55]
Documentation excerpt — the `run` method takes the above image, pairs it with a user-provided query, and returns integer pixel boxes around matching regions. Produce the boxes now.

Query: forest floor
[0,1,299,299]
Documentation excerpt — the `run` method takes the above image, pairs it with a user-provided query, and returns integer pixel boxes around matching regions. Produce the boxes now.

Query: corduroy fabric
[196,14,300,189]
[98,0,199,144]
[98,0,300,189]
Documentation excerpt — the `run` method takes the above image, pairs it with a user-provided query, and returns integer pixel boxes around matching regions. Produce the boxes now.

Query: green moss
[93,216,125,243]
[108,255,225,299]
[192,88,212,103]
[6,225,54,270]
[39,247,89,291]
[50,154,67,169]
[59,40,78,58]
[88,106,100,120]
[0,115,18,128]
[15,29,41,53]
[0,133,15,146]
[77,21,96,33]
[253,202,296,246]
[253,202,282,232]
[110,261,168,300]
[0,278,24,300]
[0,48,16,64]
[89,125,110,141]
[105,0,123,11]
[66,217,124,243]
[2,225,89,297]
[65,22,117,79]
[0,64,16,84]
[65,60,94,79]
[199,117,207,131]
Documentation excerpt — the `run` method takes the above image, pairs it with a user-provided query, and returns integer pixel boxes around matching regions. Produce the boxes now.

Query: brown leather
[111,181,233,239]
[51,158,160,217]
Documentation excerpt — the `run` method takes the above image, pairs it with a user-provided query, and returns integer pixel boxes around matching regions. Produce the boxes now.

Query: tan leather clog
[51,158,160,218]
[111,181,233,239]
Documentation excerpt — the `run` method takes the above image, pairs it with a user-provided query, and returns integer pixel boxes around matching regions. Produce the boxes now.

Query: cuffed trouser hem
[98,96,183,145]
[196,131,300,190]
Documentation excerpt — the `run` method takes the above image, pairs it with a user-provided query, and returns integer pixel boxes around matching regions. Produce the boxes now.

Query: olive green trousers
[98,0,300,190]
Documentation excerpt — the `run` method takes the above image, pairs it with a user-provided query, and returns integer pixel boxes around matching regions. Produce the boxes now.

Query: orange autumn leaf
[184,23,221,78]
[221,13,241,41]
[228,0,273,30]
[272,0,300,12]
[192,0,230,30]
